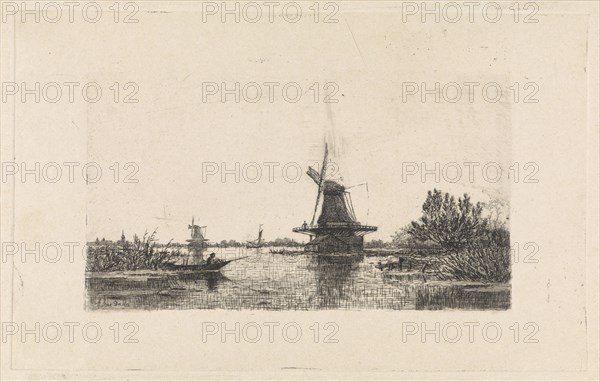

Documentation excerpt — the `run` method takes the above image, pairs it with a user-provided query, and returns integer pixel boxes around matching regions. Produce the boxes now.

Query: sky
[13,2,516,243]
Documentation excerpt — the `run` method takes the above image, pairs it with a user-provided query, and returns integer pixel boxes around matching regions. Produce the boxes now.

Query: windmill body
[186,217,208,264]
[293,145,377,253]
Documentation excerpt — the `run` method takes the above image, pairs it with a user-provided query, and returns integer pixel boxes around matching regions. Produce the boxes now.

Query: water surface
[86,250,510,310]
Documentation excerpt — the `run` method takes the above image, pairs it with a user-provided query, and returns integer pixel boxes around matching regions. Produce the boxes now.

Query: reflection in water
[312,255,360,309]
[206,272,221,290]
[177,271,225,291]
[86,252,510,311]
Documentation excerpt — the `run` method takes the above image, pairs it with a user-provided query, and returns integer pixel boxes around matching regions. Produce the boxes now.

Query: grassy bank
[365,245,511,284]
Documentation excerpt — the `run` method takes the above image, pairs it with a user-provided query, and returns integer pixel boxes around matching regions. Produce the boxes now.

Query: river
[86,249,510,310]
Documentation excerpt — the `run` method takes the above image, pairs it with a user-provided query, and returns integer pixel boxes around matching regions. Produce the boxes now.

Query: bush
[406,189,511,283]
[409,189,488,252]
[434,244,511,283]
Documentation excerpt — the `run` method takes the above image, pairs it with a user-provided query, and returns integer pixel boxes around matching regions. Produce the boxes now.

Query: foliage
[266,237,303,247]
[408,189,488,252]
[364,239,388,248]
[433,244,511,283]
[217,239,245,247]
[482,198,509,230]
[406,189,511,283]
[391,224,437,248]
[86,229,181,272]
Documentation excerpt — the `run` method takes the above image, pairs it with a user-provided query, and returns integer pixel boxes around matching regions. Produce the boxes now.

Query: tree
[268,237,301,247]
[365,239,387,248]
[483,198,509,230]
[408,189,488,252]
[391,224,428,247]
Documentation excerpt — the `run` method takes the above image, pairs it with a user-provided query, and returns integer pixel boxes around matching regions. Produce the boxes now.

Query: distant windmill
[185,216,208,265]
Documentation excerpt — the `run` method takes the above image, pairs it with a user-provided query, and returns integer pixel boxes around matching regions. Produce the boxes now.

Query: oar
[223,256,249,263]
[216,256,271,294]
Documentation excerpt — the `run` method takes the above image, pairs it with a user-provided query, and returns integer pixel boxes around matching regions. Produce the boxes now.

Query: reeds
[433,245,511,283]
[86,230,182,272]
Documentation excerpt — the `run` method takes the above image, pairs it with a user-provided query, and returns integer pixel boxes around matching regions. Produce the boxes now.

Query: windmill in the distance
[186,217,208,264]
[293,143,377,253]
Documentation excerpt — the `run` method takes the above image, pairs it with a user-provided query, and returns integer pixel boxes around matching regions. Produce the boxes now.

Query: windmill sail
[307,167,321,183]
[344,192,357,222]
[310,143,328,226]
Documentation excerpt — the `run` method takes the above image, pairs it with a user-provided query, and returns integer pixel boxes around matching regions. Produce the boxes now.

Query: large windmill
[293,144,377,253]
